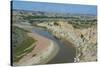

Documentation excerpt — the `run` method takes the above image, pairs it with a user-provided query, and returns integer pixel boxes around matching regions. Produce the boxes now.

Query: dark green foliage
[81,34,84,38]
[23,15,48,20]
[68,19,97,29]
[54,22,59,26]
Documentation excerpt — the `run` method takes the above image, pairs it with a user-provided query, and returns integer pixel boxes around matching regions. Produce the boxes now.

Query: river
[32,27,76,64]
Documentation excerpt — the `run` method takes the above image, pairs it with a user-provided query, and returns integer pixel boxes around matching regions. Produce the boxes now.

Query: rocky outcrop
[37,21,97,62]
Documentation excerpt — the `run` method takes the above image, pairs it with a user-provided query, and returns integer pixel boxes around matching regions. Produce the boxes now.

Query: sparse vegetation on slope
[12,10,97,63]
[12,26,36,62]
[68,18,97,29]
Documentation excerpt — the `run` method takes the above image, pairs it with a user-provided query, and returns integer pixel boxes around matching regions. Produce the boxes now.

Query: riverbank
[13,23,75,65]
[13,32,59,66]
[37,21,97,62]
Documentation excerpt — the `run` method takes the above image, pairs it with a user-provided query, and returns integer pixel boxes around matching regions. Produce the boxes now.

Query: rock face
[37,21,97,62]
[75,26,97,62]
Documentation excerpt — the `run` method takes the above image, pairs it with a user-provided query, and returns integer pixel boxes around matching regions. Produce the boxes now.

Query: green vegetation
[12,10,97,63]
[12,26,27,47]
[13,10,97,29]
[54,22,59,26]
[68,18,97,29]
[13,36,36,62]
[81,34,84,38]
[12,26,36,62]
[23,15,48,19]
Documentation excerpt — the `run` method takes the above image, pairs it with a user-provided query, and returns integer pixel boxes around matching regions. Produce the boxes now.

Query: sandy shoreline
[13,32,59,66]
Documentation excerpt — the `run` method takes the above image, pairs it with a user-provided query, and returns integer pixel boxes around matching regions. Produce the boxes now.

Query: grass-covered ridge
[12,26,27,47]
[12,26,36,62]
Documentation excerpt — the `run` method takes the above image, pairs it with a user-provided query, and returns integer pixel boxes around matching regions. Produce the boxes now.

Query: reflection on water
[32,27,76,64]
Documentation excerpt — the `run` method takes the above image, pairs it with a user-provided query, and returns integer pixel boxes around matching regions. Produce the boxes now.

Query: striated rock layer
[37,21,97,62]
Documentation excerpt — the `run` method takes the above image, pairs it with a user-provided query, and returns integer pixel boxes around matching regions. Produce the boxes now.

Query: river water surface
[32,27,76,64]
